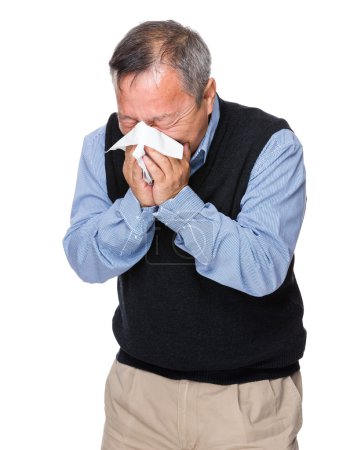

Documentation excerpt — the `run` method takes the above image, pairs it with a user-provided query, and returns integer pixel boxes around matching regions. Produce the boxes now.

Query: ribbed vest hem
[116,348,300,385]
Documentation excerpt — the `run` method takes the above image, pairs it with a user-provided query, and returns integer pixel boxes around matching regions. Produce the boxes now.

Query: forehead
[115,67,193,119]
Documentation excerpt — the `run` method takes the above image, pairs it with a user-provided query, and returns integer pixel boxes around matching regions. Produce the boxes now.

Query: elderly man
[63,20,306,450]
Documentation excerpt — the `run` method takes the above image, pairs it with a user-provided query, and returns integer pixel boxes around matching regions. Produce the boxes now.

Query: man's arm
[63,127,157,283]
[153,129,306,297]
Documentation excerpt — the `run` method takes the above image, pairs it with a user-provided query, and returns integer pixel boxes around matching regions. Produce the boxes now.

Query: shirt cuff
[153,185,205,232]
[118,188,158,234]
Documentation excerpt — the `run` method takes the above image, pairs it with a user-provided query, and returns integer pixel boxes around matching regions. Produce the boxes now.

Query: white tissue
[105,121,184,184]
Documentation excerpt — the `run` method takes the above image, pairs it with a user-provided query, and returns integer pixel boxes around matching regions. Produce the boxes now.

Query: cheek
[165,121,198,143]
[154,126,186,145]
[118,123,133,135]
[168,133,187,146]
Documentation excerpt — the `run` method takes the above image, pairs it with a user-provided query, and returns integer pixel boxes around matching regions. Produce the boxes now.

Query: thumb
[183,142,191,162]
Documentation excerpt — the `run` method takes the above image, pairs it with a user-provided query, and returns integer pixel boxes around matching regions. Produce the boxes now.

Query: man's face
[115,66,216,155]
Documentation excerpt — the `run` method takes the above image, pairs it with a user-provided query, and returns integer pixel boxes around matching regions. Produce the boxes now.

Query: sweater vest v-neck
[104,96,307,385]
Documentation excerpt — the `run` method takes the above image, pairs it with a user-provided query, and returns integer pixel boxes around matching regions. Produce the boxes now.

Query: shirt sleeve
[153,129,306,297]
[63,127,158,283]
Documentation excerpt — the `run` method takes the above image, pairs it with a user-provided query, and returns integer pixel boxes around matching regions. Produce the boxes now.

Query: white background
[1,0,360,448]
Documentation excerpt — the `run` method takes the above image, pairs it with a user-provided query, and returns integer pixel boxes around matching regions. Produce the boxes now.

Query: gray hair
[109,20,212,106]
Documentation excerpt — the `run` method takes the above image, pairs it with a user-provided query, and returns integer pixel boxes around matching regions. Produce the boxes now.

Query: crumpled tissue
[105,121,183,184]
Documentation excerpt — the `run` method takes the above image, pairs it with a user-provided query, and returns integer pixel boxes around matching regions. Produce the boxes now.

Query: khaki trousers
[101,359,303,450]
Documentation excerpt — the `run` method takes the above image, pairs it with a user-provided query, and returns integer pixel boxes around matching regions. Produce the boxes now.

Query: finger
[183,142,191,162]
[143,154,164,180]
[144,147,172,172]
[132,159,145,181]
[125,145,135,155]
[125,145,137,162]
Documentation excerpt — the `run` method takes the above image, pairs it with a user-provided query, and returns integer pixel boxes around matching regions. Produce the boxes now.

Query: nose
[144,121,155,128]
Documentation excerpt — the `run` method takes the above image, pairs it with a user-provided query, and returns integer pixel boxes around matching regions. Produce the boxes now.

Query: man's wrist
[141,204,159,213]
[158,185,189,207]
[153,186,205,233]
[119,188,157,233]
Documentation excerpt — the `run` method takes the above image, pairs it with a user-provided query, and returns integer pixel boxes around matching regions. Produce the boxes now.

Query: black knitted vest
[104,96,307,385]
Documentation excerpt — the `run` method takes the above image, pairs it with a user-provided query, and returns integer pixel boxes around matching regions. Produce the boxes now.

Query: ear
[203,78,217,115]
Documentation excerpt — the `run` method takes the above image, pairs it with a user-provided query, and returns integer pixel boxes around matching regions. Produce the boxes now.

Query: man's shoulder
[84,124,106,145]
[219,97,291,132]
[220,97,287,123]
[80,124,107,166]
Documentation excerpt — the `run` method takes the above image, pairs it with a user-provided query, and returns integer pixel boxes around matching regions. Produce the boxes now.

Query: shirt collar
[190,94,220,165]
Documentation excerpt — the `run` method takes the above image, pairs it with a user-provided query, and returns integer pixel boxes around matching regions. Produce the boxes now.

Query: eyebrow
[118,112,174,122]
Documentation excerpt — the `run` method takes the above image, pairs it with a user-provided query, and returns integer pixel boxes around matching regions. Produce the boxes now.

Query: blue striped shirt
[63,96,306,296]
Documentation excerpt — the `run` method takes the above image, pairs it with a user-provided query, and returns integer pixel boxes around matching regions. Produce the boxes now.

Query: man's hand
[122,145,156,207]
[143,143,191,205]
